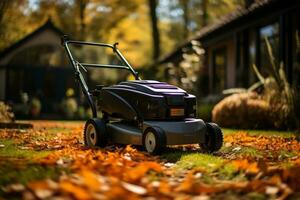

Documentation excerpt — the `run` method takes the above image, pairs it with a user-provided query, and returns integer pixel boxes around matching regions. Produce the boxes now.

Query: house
[0,20,78,114]
[157,0,300,95]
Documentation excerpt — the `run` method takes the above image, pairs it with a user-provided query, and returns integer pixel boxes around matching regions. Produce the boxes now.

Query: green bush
[61,97,78,119]
[29,98,42,117]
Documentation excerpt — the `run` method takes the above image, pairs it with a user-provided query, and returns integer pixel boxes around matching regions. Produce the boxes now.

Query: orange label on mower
[170,108,184,117]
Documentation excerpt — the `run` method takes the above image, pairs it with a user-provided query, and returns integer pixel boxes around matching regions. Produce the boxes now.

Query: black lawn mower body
[62,36,223,154]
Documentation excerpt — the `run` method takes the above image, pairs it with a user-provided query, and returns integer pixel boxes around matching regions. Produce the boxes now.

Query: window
[212,48,227,93]
[259,23,279,75]
[248,30,257,85]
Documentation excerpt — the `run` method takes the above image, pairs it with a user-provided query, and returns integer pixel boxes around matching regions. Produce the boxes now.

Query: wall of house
[0,29,61,66]
[0,29,62,101]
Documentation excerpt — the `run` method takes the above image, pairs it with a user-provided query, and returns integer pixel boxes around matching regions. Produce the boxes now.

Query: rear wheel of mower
[200,123,223,153]
[143,127,166,155]
[84,118,107,147]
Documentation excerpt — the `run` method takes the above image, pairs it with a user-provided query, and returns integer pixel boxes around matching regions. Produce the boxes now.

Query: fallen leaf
[122,182,147,195]
[59,180,91,199]
[265,186,279,195]
[3,183,25,192]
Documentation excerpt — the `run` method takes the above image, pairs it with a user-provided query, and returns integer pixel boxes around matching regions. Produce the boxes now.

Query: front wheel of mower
[200,122,223,153]
[84,118,107,147]
[143,127,166,155]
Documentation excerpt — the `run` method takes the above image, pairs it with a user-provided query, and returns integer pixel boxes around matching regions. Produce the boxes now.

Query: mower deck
[107,118,206,145]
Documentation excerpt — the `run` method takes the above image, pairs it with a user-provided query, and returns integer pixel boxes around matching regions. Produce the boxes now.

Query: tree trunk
[78,0,88,40]
[148,0,160,60]
[0,0,10,24]
[201,0,208,27]
[180,0,189,39]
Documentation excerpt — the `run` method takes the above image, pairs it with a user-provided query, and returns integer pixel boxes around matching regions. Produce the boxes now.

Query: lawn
[0,121,299,199]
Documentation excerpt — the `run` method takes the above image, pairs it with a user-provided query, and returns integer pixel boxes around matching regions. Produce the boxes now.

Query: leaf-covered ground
[0,121,300,200]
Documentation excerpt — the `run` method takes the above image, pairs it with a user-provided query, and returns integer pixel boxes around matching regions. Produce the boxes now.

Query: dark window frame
[255,19,280,74]
[212,46,227,93]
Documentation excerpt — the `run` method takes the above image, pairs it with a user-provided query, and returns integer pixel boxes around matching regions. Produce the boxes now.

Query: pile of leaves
[0,121,300,199]
[0,101,14,123]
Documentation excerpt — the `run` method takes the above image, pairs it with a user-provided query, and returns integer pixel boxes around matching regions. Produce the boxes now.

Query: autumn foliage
[1,121,300,199]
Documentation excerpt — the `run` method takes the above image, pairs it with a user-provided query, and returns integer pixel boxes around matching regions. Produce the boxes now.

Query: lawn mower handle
[61,35,140,118]
[61,35,140,80]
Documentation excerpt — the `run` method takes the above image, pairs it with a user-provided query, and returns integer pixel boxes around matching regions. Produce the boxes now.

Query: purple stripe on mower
[149,84,178,89]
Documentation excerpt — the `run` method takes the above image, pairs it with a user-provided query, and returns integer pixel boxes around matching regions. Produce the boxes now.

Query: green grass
[162,150,224,170]
[0,160,67,199]
[221,146,264,159]
[32,127,74,141]
[222,128,299,138]
[162,150,238,179]
[162,128,300,181]
[0,139,50,158]
[278,150,298,159]
[174,153,224,171]
[0,138,66,191]
[0,162,63,187]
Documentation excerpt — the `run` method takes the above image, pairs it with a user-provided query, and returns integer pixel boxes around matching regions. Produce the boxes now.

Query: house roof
[157,0,293,65]
[0,19,64,58]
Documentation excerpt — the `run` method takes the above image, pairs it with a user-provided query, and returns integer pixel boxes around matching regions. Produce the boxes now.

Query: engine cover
[97,80,197,121]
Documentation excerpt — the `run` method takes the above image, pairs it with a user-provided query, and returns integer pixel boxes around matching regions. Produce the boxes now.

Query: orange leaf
[158,180,171,194]
[79,169,101,192]
[232,160,259,174]
[175,172,194,193]
[59,180,91,199]
[125,161,162,182]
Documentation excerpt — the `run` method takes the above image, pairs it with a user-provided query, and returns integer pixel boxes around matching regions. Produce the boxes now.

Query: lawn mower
[61,35,223,154]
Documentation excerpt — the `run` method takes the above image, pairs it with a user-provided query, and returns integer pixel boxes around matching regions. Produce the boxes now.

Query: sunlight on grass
[176,153,224,172]
[163,151,224,172]
[0,139,67,190]
[222,128,299,138]
[0,139,49,158]
[163,150,239,180]
[221,146,264,159]
[0,163,62,187]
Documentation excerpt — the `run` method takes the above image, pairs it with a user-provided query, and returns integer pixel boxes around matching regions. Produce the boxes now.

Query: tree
[0,0,10,24]
[179,0,189,39]
[0,0,29,50]
[76,0,89,40]
[201,0,208,27]
[148,0,160,60]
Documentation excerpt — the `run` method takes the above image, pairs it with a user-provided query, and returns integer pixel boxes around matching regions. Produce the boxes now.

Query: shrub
[212,92,271,129]
[213,38,297,129]
[0,102,15,123]
[76,106,86,119]
[29,98,42,117]
[160,40,205,95]
[61,97,78,119]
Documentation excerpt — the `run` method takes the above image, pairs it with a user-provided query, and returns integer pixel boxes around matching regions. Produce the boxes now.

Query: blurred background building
[158,0,299,95]
[0,20,78,117]
[0,0,299,120]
